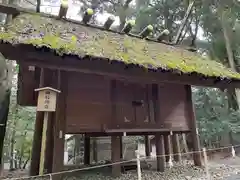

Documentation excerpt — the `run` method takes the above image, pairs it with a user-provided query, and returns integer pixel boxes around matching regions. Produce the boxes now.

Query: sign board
[35,87,61,112]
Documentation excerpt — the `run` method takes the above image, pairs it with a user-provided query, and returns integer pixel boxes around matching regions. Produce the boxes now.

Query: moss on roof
[1,13,240,80]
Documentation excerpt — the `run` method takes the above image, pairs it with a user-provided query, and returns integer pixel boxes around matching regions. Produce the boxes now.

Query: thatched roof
[1,12,240,80]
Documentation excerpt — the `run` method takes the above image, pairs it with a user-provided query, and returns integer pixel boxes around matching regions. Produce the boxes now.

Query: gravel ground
[2,158,240,180]
[63,163,240,180]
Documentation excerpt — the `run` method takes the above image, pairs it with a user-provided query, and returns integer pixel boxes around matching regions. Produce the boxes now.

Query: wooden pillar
[110,79,121,176]
[111,135,121,177]
[52,71,67,177]
[30,68,45,176]
[164,135,171,162]
[145,135,151,157]
[44,69,59,173]
[172,134,181,162]
[155,133,165,172]
[185,85,202,166]
[92,137,98,163]
[30,112,44,175]
[152,84,164,171]
[84,136,90,165]
[120,136,123,159]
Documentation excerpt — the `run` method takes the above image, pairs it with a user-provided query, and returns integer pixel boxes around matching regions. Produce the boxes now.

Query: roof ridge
[1,8,240,81]
[0,3,197,52]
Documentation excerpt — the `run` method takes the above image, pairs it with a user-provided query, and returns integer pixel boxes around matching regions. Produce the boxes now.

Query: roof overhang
[0,42,239,89]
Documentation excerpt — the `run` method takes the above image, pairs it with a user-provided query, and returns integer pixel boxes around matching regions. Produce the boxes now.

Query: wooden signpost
[35,87,61,175]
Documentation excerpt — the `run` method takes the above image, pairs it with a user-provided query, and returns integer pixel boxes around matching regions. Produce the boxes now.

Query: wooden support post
[164,135,170,162]
[30,112,43,175]
[30,68,45,176]
[110,79,121,176]
[145,135,151,157]
[155,133,165,172]
[172,134,181,162]
[152,84,164,171]
[52,71,67,177]
[120,136,123,159]
[92,137,98,163]
[136,150,142,180]
[185,85,202,166]
[35,86,60,176]
[44,113,53,173]
[39,112,49,175]
[84,136,90,165]
[111,135,121,177]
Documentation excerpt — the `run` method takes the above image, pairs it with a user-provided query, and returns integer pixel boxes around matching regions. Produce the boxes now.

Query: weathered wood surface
[0,43,237,89]
[63,72,191,133]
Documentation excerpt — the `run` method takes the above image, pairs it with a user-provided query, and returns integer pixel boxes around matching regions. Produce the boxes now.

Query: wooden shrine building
[1,3,240,178]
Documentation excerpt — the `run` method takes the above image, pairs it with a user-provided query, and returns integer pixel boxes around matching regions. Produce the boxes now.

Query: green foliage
[193,87,240,146]
[3,70,35,168]
[133,0,186,35]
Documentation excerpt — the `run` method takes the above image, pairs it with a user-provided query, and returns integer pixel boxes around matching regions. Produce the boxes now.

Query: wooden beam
[155,133,165,172]
[84,136,90,165]
[185,85,202,166]
[172,134,181,162]
[154,84,165,172]
[120,136,123,159]
[144,135,151,157]
[0,43,239,89]
[52,71,67,176]
[104,127,190,133]
[42,69,59,173]
[92,137,98,163]
[23,58,234,89]
[110,79,121,176]
[29,68,45,176]
[111,135,121,177]
[30,112,44,175]
[164,135,171,162]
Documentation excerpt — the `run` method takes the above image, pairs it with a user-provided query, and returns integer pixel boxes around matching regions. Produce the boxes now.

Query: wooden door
[134,84,150,126]
[115,81,135,128]
[113,82,153,129]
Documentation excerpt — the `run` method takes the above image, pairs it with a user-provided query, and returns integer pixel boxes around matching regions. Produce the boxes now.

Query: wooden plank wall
[66,72,111,133]
[18,69,191,132]
[17,63,39,106]
[159,83,190,130]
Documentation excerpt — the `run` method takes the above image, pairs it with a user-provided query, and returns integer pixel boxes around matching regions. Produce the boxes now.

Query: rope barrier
[3,143,240,180]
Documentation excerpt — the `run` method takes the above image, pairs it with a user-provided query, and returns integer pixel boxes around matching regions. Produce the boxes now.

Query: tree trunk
[221,9,240,109]
[174,0,195,44]
[118,0,133,31]
[0,91,10,173]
